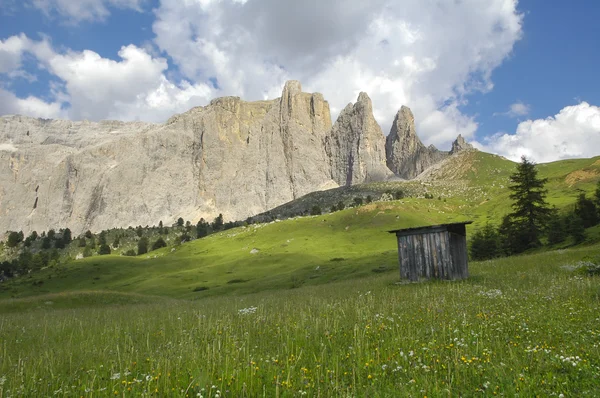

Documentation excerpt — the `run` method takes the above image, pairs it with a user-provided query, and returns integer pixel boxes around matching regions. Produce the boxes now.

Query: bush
[137,237,149,255]
[78,238,87,247]
[178,234,191,244]
[353,197,363,206]
[152,237,167,251]
[98,244,111,255]
[62,228,72,244]
[366,195,373,204]
[310,205,322,216]
[6,231,22,248]
[83,247,93,258]
[470,224,500,261]
[123,249,137,257]
[394,190,405,200]
[177,217,184,227]
[337,201,345,211]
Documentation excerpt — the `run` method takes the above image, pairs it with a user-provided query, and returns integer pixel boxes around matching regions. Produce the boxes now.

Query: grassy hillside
[1,246,599,396]
[1,151,599,300]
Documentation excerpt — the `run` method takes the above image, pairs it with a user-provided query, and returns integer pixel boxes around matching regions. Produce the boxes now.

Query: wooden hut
[388,221,473,282]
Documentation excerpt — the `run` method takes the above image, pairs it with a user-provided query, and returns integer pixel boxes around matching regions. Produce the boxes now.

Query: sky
[0,0,599,163]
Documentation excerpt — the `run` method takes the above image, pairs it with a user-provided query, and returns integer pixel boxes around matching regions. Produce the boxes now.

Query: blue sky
[1,0,599,162]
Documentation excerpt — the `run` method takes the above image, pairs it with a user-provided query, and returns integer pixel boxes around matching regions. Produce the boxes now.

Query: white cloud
[0,34,214,122]
[152,0,523,149]
[0,34,29,74]
[0,88,65,119]
[1,0,523,149]
[474,102,600,162]
[494,101,530,118]
[31,0,146,23]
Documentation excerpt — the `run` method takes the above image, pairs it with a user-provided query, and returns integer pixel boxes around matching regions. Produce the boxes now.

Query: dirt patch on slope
[565,169,599,186]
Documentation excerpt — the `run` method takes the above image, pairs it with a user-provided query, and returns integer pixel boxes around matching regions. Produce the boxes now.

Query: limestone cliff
[385,106,449,179]
[324,92,393,186]
[0,81,337,234]
[0,83,474,235]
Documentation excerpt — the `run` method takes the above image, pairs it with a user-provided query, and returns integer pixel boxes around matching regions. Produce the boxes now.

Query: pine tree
[62,228,72,244]
[567,212,586,244]
[211,214,224,231]
[469,224,500,260]
[137,237,149,255]
[196,219,209,239]
[6,231,21,248]
[547,213,567,245]
[506,156,551,251]
[574,193,599,228]
[152,237,167,251]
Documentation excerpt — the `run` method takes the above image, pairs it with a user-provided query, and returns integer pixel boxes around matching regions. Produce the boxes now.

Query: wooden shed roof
[387,221,473,236]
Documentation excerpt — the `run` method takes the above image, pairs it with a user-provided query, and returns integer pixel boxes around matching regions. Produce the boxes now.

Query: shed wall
[397,231,452,281]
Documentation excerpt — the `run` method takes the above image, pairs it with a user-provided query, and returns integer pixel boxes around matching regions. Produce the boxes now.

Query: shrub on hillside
[98,244,111,255]
[137,237,149,255]
[152,237,167,251]
[83,247,93,258]
[123,249,137,257]
[310,205,322,216]
[6,231,22,248]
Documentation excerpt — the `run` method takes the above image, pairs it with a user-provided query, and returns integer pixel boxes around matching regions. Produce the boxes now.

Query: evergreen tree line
[470,157,600,261]
[1,213,238,280]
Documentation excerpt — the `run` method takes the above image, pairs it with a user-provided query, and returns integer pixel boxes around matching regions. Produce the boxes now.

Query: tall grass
[1,247,599,396]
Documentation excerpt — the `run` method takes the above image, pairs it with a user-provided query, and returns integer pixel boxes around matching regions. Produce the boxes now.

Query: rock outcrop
[324,92,393,186]
[0,81,337,234]
[450,134,474,154]
[385,106,449,179]
[0,82,475,235]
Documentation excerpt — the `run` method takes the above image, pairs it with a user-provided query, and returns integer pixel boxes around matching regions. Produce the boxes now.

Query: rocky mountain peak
[450,134,474,154]
[386,105,448,179]
[324,92,393,186]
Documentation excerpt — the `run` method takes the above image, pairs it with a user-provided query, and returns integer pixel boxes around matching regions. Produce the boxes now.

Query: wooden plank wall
[396,230,468,281]
[449,232,469,279]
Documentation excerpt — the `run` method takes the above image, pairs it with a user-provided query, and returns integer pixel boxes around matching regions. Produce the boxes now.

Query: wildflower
[110,373,121,380]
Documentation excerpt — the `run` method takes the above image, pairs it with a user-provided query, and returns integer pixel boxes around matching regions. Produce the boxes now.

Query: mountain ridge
[0,80,472,234]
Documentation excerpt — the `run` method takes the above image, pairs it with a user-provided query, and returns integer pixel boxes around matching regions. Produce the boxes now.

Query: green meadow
[1,151,600,396]
[1,247,600,396]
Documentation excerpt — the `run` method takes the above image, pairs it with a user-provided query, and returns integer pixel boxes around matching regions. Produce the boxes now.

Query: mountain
[324,92,394,186]
[385,106,473,179]
[0,81,471,234]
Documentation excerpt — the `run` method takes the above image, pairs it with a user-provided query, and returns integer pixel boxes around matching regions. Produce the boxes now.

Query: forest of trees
[470,157,600,261]
[0,213,241,281]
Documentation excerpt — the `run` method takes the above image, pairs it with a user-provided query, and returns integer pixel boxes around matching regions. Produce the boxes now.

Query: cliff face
[0,81,474,234]
[0,81,337,234]
[324,92,393,186]
[386,106,452,179]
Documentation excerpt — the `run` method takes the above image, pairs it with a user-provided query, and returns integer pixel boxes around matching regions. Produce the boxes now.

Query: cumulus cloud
[0,88,64,119]
[31,0,146,23]
[474,102,600,162]
[0,34,214,121]
[1,0,523,149]
[494,101,530,118]
[153,0,523,148]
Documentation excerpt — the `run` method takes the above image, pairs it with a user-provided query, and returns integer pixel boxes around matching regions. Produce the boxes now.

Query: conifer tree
[505,156,551,251]
[574,193,599,228]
